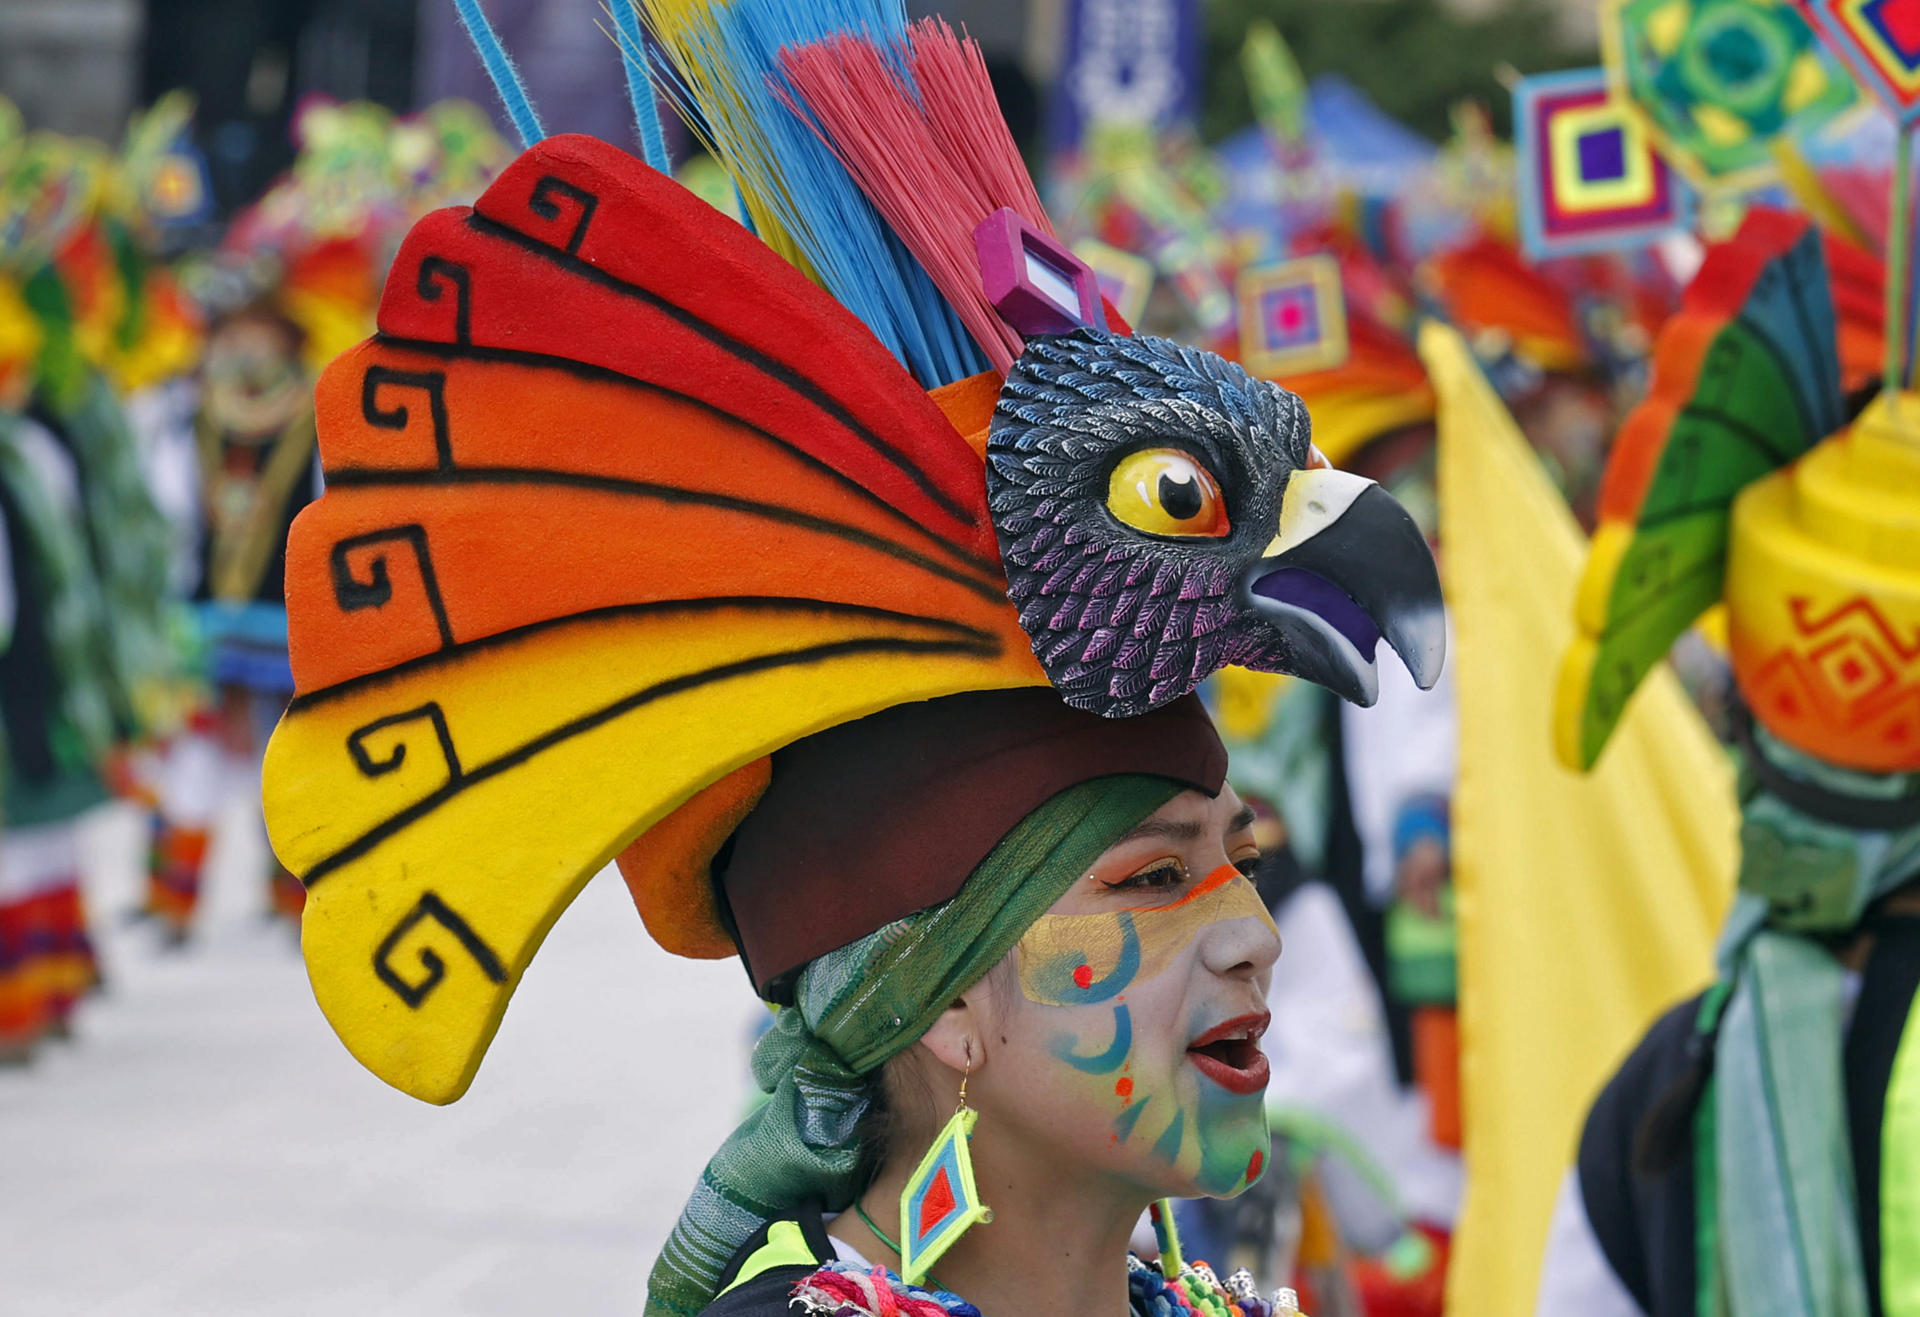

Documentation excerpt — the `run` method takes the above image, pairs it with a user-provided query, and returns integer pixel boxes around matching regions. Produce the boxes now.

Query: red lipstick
[1186,1011,1271,1095]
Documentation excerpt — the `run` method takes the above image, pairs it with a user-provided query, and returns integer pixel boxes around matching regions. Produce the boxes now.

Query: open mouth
[1186,1011,1271,1095]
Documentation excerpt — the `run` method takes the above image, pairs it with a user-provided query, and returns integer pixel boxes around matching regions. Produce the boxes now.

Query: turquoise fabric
[1711,726,1920,1317]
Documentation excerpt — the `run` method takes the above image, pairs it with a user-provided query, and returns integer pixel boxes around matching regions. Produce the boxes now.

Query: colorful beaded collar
[790,1257,1305,1316]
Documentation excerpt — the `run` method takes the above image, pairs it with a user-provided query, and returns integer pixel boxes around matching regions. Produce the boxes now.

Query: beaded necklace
[851,1200,950,1293]
[789,1256,1304,1316]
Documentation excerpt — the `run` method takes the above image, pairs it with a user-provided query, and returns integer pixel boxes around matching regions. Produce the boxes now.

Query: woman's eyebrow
[1115,815,1206,845]
[1113,804,1260,848]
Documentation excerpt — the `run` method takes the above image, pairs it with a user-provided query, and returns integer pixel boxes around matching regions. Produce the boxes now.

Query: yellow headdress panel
[1726,394,1920,772]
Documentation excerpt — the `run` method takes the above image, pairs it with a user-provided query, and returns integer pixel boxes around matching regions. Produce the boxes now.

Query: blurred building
[0,0,417,211]
[0,0,1045,219]
[0,0,141,139]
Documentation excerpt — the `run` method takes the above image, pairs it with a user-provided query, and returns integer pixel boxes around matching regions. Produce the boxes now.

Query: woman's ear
[918,982,994,1077]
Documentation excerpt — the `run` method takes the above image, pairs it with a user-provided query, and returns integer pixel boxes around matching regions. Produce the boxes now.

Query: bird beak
[1238,468,1446,706]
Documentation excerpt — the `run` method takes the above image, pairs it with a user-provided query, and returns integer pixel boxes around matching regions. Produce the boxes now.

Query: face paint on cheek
[1014,867,1278,1187]
[1015,865,1275,1007]
[1050,1004,1132,1072]
[1187,1025,1273,1196]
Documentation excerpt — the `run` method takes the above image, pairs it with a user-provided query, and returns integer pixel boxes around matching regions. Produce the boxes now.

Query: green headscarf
[1708,725,1920,1317]
[646,773,1183,1317]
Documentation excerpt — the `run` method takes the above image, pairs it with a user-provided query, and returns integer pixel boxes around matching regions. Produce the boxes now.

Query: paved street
[1,798,757,1316]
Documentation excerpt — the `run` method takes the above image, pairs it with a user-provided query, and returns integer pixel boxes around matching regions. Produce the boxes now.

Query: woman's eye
[1233,852,1261,878]
[1105,449,1230,538]
[1110,862,1187,892]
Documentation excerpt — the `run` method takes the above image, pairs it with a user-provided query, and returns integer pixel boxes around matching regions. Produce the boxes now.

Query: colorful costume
[1045,83,1660,1310]
[0,101,189,1045]
[0,379,118,1056]
[1542,211,1920,1315]
[261,4,1448,1315]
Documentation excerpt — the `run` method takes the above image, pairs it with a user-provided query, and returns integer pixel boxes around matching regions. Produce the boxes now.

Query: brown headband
[716,688,1227,1000]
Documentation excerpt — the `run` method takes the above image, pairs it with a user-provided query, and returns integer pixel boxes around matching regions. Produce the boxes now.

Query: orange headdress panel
[267,135,1043,1103]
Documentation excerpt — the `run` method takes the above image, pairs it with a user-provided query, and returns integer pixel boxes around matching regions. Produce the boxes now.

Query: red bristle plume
[778,19,1053,374]
[908,22,1050,239]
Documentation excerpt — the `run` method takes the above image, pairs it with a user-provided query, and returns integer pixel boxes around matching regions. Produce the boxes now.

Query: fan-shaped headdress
[1557,208,1918,777]
[263,0,1446,1108]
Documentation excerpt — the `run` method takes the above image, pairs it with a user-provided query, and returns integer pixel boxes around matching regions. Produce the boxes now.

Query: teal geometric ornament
[1601,0,1860,188]
[898,1105,992,1287]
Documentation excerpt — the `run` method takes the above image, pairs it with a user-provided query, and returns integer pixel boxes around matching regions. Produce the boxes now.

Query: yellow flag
[1421,323,1736,1313]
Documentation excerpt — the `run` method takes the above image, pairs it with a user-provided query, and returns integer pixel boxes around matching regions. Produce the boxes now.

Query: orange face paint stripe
[1120,862,1241,913]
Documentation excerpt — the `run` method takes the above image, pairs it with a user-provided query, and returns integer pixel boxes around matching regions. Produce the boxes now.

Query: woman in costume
[0,260,119,1062]
[0,107,179,1051]
[261,4,1445,1313]
[679,694,1284,1316]
[1538,212,1920,1315]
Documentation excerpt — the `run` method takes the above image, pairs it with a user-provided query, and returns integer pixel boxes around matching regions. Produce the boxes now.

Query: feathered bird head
[263,2,1445,1105]
[992,328,1441,710]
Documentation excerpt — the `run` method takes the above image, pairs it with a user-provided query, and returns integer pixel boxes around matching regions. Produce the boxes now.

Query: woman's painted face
[977,786,1278,1199]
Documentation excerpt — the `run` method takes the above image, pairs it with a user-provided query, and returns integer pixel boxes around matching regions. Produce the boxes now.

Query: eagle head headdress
[264,0,1445,1104]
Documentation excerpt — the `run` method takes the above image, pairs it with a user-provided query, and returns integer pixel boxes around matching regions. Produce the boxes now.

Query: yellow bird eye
[1105,449,1230,538]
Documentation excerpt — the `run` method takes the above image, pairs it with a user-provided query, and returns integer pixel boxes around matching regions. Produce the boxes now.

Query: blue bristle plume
[453,0,545,149]
[610,0,672,172]
[646,0,986,387]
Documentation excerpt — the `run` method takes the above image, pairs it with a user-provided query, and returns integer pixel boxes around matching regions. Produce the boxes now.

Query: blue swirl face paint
[1050,1005,1132,1072]
[1023,916,1141,1006]
[1014,863,1277,1196]
[1017,865,1265,1005]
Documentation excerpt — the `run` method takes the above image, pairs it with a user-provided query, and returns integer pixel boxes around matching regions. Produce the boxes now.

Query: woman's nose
[1201,875,1281,980]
